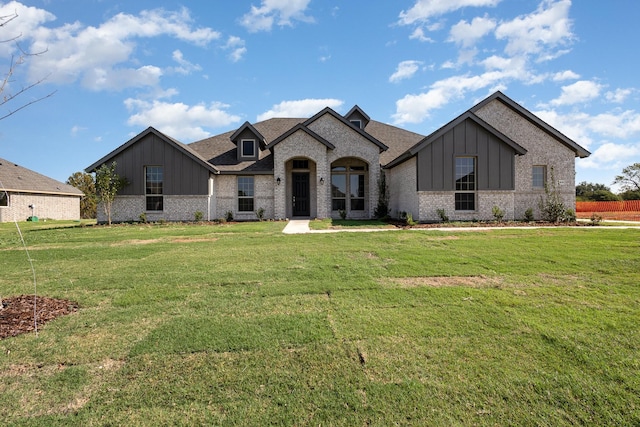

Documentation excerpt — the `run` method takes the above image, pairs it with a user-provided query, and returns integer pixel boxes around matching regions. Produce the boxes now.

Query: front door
[292,173,310,216]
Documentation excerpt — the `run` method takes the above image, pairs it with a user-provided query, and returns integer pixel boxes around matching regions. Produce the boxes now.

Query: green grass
[1,221,639,425]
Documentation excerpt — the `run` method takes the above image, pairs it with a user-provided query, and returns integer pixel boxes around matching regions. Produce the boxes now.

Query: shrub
[139,212,147,223]
[338,209,347,220]
[374,171,390,219]
[492,205,505,222]
[405,212,416,226]
[538,167,568,223]
[563,208,576,222]
[524,208,534,222]
[225,211,234,222]
[436,209,449,222]
[194,211,204,221]
[255,207,265,221]
[590,213,603,225]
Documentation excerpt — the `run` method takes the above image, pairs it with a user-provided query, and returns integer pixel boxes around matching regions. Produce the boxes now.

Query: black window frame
[238,176,255,212]
[145,166,164,212]
[455,157,476,211]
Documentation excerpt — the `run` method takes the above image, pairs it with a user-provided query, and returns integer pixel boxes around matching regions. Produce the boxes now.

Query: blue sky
[1,0,639,191]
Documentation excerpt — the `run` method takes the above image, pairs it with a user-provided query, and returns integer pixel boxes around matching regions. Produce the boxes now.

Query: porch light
[276,177,281,185]
[319,177,325,185]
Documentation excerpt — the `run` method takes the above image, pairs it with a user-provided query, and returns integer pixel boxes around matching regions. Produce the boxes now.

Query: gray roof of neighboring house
[0,157,84,196]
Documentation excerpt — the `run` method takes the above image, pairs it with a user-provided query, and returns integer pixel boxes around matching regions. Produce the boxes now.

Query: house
[0,157,83,222]
[86,91,590,223]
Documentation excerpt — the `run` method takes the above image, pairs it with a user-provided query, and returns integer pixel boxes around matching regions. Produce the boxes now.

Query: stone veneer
[387,157,418,219]
[418,191,515,222]
[0,192,80,222]
[99,195,211,223]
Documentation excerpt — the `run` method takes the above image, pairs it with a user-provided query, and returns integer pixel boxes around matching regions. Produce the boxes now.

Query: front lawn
[1,221,639,425]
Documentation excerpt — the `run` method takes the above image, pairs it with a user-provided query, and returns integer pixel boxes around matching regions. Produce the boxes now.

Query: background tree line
[577,163,640,201]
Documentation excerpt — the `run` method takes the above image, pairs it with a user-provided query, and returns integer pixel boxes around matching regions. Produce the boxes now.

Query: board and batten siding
[109,133,212,196]
[416,118,517,191]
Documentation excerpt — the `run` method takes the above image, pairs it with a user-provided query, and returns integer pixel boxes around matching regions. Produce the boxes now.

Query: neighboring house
[86,91,590,223]
[0,157,83,222]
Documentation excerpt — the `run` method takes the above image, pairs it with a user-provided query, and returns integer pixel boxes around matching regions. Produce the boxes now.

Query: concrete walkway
[282,219,640,235]
[282,219,311,234]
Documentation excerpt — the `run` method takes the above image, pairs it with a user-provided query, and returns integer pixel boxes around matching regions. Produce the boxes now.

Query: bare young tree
[1,11,56,120]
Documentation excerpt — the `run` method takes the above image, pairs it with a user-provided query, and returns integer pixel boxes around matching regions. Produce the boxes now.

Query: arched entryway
[330,157,369,219]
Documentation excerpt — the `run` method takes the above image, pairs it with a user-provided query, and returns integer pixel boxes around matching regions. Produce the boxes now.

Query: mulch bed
[0,295,78,339]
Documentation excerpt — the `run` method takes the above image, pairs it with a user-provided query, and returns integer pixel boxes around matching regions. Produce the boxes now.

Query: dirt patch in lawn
[0,295,78,339]
[382,275,504,288]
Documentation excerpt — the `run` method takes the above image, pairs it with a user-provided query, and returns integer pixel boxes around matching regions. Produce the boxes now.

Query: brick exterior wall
[98,195,211,223]
[387,157,419,219]
[0,192,80,222]
[214,174,274,221]
[474,99,577,220]
[418,191,515,222]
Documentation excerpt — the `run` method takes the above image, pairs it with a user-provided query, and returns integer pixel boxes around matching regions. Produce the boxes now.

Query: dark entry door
[292,173,310,216]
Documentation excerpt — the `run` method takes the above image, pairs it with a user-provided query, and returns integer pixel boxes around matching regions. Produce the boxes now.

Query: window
[0,192,8,207]
[331,161,367,212]
[331,174,346,210]
[145,166,163,211]
[350,174,365,210]
[455,157,476,211]
[292,159,309,169]
[238,176,254,211]
[532,165,546,189]
[241,139,256,158]
[350,119,362,129]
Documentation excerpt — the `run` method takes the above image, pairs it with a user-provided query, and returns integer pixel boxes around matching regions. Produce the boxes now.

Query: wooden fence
[576,200,640,221]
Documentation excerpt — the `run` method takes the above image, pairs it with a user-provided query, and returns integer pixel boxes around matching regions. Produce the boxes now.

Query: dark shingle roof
[0,157,83,196]
[188,117,423,171]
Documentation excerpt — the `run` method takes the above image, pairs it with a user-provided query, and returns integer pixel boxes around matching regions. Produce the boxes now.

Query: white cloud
[393,67,521,124]
[0,1,56,56]
[390,60,423,83]
[579,142,640,171]
[495,0,573,60]
[257,99,343,121]
[224,36,247,62]
[552,70,580,81]
[606,88,633,104]
[550,80,602,106]
[5,3,220,91]
[398,0,501,25]
[124,98,241,141]
[240,0,314,33]
[448,15,496,48]
[409,27,433,43]
[170,50,202,75]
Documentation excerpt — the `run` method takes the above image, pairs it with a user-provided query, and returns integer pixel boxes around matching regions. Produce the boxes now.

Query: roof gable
[344,105,371,128]
[471,91,590,158]
[265,124,336,150]
[230,121,267,150]
[85,127,219,174]
[409,111,527,157]
[303,107,388,152]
